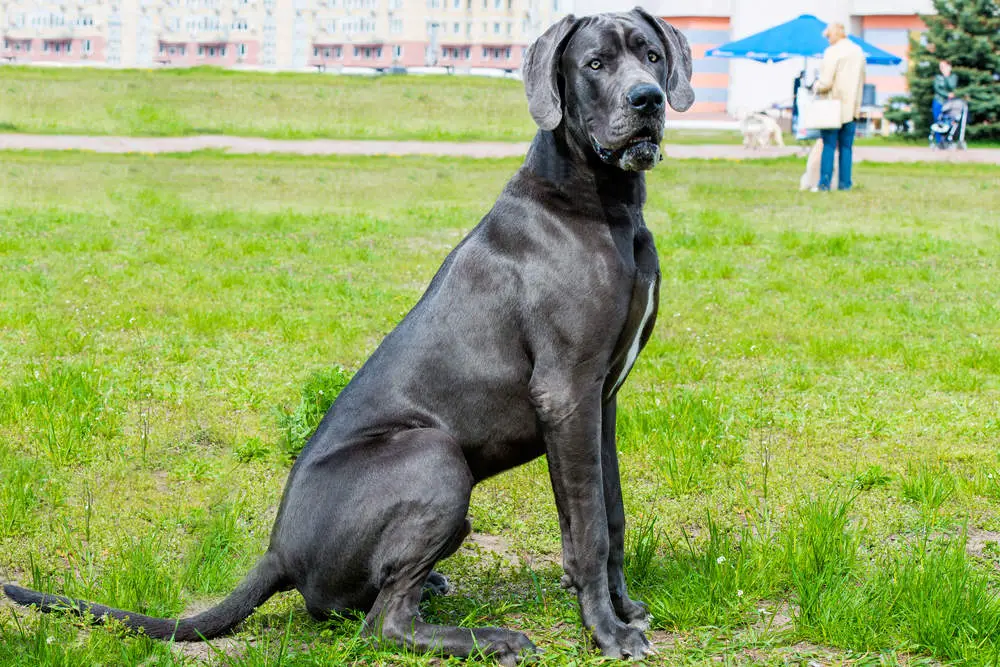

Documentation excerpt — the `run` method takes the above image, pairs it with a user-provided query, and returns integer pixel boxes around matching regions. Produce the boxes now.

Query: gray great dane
[4,7,693,664]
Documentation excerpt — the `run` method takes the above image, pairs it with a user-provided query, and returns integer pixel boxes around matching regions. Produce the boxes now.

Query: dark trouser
[819,120,856,191]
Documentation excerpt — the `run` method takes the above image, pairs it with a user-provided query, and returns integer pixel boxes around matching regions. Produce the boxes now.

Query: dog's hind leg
[361,430,535,666]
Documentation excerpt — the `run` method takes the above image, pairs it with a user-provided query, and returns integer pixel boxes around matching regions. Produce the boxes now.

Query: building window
[494,0,499,8]
[354,46,359,56]
[494,22,500,33]
[239,43,247,56]
[198,45,204,55]
[453,22,459,33]
[159,43,166,54]
[505,46,510,59]
[482,47,487,59]
[376,46,382,57]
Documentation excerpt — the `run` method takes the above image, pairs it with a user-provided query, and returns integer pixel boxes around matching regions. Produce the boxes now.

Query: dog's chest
[604,234,660,399]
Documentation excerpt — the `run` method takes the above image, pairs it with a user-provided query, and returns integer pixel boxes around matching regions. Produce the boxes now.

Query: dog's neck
[522,128,646,228]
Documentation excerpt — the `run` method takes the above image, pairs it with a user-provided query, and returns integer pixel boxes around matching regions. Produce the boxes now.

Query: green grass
[0,66,537,141]
[0,151,999,665]
[3,66,998,149]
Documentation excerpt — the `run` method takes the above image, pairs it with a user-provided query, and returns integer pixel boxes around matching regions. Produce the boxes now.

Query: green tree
[900,0,1000,141]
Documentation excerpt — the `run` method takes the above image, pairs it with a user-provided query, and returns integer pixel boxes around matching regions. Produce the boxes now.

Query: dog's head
[522,7,694,172]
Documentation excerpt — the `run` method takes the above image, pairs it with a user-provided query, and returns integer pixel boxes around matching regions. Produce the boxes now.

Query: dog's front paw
[615,595,651,630]
[423,571,450,596]
[476,628,537,667]
[593,622,652,660]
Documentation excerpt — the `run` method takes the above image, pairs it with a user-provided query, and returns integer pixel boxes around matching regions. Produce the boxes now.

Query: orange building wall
[861,14,927,104]
[663,15,731,114]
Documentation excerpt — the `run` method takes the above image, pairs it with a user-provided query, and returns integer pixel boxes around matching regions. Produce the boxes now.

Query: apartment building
[0,0,571,71]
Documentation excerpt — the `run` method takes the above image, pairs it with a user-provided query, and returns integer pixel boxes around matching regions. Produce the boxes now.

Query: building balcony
[193,30,231,42]
[34,26,76,39]
[3,28,35,40]
[340,34,384,44]
[157,32,189,44]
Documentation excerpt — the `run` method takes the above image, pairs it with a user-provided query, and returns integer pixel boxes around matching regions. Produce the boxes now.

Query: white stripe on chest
[611,278,656,395]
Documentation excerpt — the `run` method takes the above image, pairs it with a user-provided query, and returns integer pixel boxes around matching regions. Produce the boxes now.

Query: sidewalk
[1,133,998,164]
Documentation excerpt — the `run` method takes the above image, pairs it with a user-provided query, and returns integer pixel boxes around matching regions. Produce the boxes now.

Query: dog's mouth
[591,131,664,172]
[625,133,656,147]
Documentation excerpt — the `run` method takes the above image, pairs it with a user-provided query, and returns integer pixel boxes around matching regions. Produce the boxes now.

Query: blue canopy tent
[705,14,902,66]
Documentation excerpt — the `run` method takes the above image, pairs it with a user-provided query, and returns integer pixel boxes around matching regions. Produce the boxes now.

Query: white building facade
[0,0,574,71]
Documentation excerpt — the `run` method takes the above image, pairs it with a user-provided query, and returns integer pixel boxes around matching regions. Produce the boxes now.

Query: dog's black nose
[627,84,665,113]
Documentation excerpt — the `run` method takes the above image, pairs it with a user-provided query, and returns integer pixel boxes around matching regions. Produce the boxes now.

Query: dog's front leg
[602,399,651,630]
[536,381,652,660]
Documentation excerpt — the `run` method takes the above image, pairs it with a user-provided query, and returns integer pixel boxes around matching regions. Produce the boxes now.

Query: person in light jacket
[813,22,866,191]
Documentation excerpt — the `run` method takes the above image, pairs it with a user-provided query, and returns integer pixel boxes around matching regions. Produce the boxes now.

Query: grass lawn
[1,151,999,665]
[0,67,537,141]
[4,66,997,149]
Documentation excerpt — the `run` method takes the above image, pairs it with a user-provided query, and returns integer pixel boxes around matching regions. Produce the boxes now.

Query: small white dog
[799,139,839,191]
[740,111,785,149]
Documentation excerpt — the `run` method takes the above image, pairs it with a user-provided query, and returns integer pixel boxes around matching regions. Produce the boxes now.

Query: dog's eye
[647,51,660,63]
[588,59,602,70]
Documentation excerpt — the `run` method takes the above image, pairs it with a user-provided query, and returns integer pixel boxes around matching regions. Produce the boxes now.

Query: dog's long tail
[3,553,285,641]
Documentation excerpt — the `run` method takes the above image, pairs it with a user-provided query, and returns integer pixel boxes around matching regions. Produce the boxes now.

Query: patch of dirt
[169,636,250,664]
[648,629,682,650]
[780,641,845,663]
[463,532,560,569]
[181,599,218,617]
[152,470,170,495]
[751,600,795,634]
[965,527,1000,558]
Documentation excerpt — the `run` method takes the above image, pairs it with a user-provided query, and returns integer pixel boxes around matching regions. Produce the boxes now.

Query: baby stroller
[929,98,968,150]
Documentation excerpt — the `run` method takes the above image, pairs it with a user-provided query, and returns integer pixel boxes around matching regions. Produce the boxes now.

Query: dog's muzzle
[591,134,664,172]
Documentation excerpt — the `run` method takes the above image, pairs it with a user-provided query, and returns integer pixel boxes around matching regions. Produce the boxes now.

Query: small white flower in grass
[716,556,725,565]
[737,589,743,597]
[46,636,55,645]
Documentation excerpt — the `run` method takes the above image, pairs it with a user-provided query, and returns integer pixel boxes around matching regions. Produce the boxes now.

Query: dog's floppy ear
[522,14,580,131]
[633,7,695,112]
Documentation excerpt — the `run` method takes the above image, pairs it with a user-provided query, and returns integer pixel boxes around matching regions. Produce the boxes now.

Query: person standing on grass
[792,70,806,136]
[813,22,866,192]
